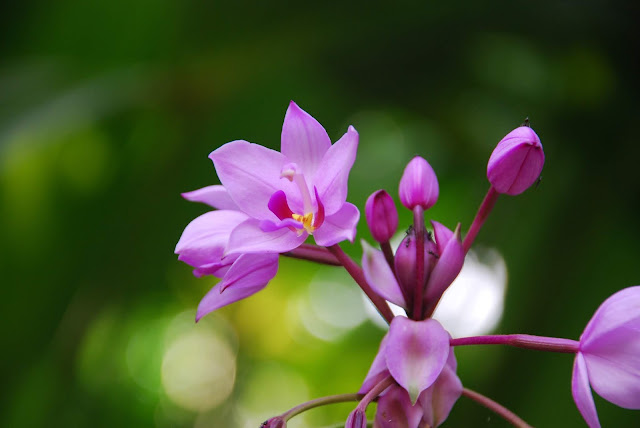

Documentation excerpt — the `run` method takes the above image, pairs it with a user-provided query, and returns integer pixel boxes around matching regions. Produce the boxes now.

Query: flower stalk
[327,244,395,324]
[462,387,533,428]
[451,334,580,353]
[462,186,499,253]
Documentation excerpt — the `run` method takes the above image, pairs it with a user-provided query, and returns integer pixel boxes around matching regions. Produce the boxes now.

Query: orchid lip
[271,164,325,234]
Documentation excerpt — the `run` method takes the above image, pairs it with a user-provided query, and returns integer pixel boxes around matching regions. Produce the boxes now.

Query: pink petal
[313,125,359,216]
[375,385,424,428]
[226,218,307,254]
[424,225,464,306]
[572,353,601,428]
[583,337,640,408]
[419,349,462,427]
[209,140,297,220]
[361,240,406,309]
[581,286,640,347]
[430,220,453,254]
[268,190,295,220]
[280,101,331,180]
[360,334,391,394]
[196,253,279,321]
[385,317,451,403]
[175,210,249,267]
[181,185,240,210]
[313,202,360,246]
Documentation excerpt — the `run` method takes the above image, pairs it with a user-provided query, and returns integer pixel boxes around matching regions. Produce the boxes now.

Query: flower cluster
[176,103,639,427]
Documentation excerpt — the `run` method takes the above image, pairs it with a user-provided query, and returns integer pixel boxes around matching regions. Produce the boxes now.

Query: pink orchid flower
[572,286,640,427]
[209,101,360,254]
[175,102,359,320]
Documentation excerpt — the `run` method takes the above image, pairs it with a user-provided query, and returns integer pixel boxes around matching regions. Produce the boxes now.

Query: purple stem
[356,375,394,411]
[451,334,580,353]
[380,241,396,274]
[327,244,395,324]
[462,186,499,253]
[283,243,341,266]
[281,392,364,420]
[412,206,425,319]
[462,387,533,428]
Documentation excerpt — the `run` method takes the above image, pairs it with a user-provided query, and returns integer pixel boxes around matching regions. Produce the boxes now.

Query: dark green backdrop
[1,1,639,426]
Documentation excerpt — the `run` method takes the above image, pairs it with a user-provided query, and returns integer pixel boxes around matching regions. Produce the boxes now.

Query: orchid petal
[313,125,359,215]
[375,385,424,428]
[361,240,406,309]
[313,202,359,246]
[360,334,391,394]
[209,140,297,220]
[581,286,640,347]
[385,317,451,404]
[175,210,249,267]
[579,286,640,409]
[572,353,601,428]
[419,349,462,427]
[281,101,331,180]
[193,254,238,278]
[430,220,453,254]
[196,253,278,321]
[425,225,464,306]
[268,190,295,220]
[226,219,307,254]
[181,185,240,210]
[259,218,304,232]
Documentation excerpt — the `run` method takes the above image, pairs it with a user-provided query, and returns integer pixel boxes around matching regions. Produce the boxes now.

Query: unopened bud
[395,228,437,302]
[487,126,544,195]
[345,408,367,428]
[399,156,439,210]
[365,190,398,243]
[260,416,286,428]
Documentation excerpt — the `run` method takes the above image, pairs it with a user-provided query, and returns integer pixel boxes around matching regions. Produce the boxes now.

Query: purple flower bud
[394,228,437,304]
[365,190,399,243]
[487,126,544,195]
[399,156,439,210]
[345,408,368,428]
[260,417,286,428]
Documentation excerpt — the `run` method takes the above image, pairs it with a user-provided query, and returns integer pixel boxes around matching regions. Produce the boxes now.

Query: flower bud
[345,408,367,428]
[365,190,399,243]
[399,156,439,210]
[260,417,286,428]
[487,126,544,195]
[395,228,438,302]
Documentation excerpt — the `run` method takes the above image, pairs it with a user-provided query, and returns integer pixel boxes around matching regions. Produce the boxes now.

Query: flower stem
[380,241,395,273]
[356,375,394,411]
[462,186,499,253]
[281,393,364,420]
[462,387,533,428]
[327,244,395,324]
[283,243,341,266]
[412,206,425,319]
[450,334,579,353]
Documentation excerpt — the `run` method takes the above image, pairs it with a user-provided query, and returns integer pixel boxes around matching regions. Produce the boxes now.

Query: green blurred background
[1,1,639,427]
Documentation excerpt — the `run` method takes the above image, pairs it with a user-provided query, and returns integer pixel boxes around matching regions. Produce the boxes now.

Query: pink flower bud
[399,156,439,210]
[487,126,544,195]
[395,228,438,303]
[260,417,286,428]
[365,190,399,243]
[345,408,367,428]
